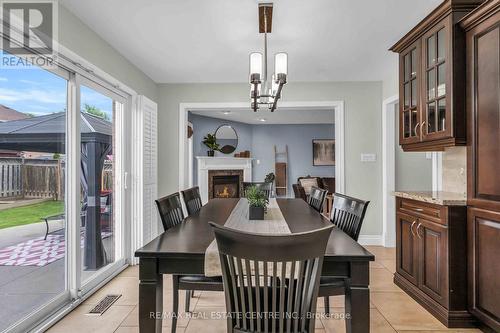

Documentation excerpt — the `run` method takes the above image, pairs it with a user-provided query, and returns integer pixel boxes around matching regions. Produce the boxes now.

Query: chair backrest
[321,177,335,194]
[155,193,185,232]
[307,186,327,213]
[297,176,324,195]
[292,184,307,201]
[330,193,370,241]
[210,222,333,333]
[242,182,272,199]
[181,186,203,216]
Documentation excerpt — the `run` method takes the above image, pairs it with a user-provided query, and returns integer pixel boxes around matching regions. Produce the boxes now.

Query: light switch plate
[360,153,376,162]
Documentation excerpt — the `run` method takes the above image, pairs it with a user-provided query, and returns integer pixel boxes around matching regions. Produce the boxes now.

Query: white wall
[157,82,384,237]
[58,5,158,102]
[382,54,399,100]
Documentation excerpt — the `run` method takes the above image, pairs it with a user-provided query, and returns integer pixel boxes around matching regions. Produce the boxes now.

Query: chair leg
[324,296,330,314]
[185,290,191,313]
[172,275,179,333]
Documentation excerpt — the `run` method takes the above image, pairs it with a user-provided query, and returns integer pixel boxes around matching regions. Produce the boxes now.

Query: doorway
[178,102,345,195]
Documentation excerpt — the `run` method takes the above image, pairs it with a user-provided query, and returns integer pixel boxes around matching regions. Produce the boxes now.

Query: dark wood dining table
[135,198,374,333]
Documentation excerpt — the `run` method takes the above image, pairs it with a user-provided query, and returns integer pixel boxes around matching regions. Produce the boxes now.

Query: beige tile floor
[48,246,484,333]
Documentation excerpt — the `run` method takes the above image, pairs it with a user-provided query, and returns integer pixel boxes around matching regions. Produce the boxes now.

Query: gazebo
[0,112,112,270]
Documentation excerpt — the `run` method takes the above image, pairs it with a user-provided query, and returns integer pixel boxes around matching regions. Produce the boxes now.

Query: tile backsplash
[442,146,467,194]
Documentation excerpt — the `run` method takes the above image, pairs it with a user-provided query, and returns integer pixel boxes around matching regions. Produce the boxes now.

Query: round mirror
[215,125,238,154]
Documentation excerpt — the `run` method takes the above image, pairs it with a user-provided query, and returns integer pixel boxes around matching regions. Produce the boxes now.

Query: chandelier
[249,3,287,112]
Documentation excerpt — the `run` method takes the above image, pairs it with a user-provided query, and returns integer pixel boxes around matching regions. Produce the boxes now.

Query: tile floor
[48,246,483,333]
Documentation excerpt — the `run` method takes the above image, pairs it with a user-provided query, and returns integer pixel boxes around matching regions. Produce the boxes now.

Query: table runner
[204,198,291,277]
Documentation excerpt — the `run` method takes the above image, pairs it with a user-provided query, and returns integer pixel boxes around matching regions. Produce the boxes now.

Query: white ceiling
[189,108,334,125]
[60,0,441,83]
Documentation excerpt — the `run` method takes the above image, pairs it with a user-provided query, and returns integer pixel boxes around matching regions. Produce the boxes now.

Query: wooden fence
[0,158,112,199]
[0,158,65,200]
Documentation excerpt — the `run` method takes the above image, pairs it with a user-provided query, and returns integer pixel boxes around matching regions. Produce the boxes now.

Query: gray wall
[58,5,158,102]
[252,124,334,195]
[394,104,432,191]
[157,82,383,237]
[188,113,335,195]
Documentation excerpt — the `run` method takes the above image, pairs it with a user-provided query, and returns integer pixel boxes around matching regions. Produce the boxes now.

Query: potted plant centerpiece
[202,133,220,156]
[246,185,269,220]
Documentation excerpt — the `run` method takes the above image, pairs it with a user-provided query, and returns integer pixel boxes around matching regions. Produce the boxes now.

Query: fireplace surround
[196,157,252,203]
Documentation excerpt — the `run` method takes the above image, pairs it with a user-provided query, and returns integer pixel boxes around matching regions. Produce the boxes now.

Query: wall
[157,81,384,238]
[394,104,433,191]
[188,113,253,185]
[58,5,158,101]
[188,113,335,195]
[251,124,334,195]
[382,55,399,100]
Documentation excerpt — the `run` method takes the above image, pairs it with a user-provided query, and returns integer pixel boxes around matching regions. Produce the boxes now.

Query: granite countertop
[393,191,467,206]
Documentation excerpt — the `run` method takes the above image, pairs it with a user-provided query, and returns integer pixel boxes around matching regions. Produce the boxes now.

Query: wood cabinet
[462,1,500,331]
[390,0,483,151]
[467,208,500,332]
[396,212,419,285]
[395,197,472,327]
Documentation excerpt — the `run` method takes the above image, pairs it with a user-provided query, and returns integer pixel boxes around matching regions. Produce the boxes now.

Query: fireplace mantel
[196,157,252,204]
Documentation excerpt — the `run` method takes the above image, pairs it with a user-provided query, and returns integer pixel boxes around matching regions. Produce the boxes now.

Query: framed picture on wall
[313,139,335,166]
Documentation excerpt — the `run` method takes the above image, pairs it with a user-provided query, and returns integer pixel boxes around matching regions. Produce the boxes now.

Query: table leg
[139,258,163,333]
[345,262,370,333]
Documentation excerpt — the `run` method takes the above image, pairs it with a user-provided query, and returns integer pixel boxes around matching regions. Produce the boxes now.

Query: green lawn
[0,201,64,230]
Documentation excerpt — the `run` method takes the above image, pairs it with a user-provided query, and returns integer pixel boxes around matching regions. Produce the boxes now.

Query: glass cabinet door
[400,43,420,144]
[422,23,450,140]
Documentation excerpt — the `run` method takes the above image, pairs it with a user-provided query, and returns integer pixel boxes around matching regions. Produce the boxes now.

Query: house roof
[0,104,29,122]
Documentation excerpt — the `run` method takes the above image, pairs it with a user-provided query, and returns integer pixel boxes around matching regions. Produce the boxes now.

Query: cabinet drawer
[398,198,447,224]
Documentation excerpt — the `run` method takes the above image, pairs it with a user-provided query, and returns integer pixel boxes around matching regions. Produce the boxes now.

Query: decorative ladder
[274,145,288,197]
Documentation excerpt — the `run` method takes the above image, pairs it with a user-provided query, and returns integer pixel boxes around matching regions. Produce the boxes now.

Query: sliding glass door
[0,51,70,332]
[0,50,129,331]
[78,77,126,290]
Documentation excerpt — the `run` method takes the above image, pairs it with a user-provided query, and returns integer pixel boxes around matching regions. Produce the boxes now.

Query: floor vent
[86,294,121,316]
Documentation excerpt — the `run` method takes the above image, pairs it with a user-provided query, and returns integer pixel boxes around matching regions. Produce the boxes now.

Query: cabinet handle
[420,121,426,136]
[413,208,424,212]
[410,220,417,237]
[414,122,420,136]
[416,223,423,238]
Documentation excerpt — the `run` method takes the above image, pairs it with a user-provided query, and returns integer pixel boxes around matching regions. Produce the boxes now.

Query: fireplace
[208,170,243,200]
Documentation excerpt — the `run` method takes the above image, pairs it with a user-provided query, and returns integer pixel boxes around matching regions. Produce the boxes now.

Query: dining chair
[209,222,333,333]
[155,193,185,231]
[181,186,203,216]
[242,181,272,199]
[155,193,223,333]
[307,186,327,213]
[292,183,307,201]
[320,193,370,314]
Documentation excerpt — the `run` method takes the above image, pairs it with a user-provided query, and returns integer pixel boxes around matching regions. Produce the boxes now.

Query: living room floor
[48,246,483,333]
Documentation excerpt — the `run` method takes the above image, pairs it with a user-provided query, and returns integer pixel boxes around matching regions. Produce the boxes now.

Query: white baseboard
[358,235,384,246]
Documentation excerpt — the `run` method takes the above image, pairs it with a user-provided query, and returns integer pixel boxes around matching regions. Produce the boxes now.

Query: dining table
[135,198,375,333]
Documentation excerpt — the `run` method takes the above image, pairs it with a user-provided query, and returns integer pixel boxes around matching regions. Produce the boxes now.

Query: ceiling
[60,0,441,83]
[189,108,334,125]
